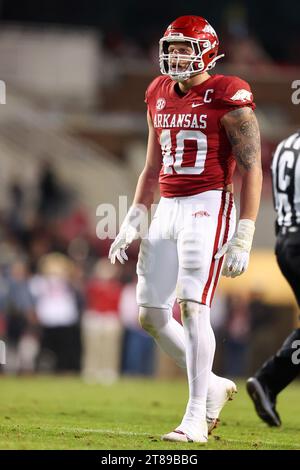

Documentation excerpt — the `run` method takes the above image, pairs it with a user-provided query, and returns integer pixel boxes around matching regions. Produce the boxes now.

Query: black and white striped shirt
[271,131,300,228]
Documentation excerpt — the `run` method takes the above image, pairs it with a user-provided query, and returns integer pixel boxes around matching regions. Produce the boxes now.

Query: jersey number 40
[160,129,207,175]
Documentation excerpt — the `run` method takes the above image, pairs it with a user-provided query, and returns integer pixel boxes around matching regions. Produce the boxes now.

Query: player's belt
[278,225,300,235]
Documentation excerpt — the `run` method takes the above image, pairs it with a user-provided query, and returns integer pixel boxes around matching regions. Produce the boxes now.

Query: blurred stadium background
[0,0,299,385]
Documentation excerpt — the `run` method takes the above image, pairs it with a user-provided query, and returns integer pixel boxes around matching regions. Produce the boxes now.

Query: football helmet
[159,15,224,82]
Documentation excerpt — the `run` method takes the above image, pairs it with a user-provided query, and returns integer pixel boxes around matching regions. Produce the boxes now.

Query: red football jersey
[145,74,255,197]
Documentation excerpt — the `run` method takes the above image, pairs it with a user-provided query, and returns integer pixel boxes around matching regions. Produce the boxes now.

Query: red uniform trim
[209,193,233,306]
[201,191,226,304]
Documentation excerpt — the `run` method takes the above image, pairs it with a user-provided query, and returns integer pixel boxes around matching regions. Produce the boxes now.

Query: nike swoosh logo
[191,102,204,108]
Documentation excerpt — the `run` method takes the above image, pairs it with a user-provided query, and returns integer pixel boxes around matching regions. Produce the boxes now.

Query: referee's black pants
[255,230,300,395]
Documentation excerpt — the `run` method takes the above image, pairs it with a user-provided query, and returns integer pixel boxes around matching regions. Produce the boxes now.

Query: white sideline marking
[60,426,151,437]
[3,423,300,449]
[54,426,300,449]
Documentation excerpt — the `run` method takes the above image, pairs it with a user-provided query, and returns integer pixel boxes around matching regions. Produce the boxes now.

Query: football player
[109,15,262,443]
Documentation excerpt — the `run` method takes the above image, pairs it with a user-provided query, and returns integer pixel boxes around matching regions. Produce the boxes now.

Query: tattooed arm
[221,107,263,221]
[214,107,262,277]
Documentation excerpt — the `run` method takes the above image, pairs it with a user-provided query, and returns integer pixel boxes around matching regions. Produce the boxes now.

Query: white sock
[176,397,207,438]
[179,302,214,427]
[207,324,216,380]
[139,305,218,399]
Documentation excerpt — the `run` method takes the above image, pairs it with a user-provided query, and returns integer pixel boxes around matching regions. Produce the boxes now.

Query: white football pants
[136,190,236,308]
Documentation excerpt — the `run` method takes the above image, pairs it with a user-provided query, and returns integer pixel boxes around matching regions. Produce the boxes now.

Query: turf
[0,376,299,450]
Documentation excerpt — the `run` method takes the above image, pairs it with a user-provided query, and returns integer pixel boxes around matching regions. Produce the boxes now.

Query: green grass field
[0,376,299,450]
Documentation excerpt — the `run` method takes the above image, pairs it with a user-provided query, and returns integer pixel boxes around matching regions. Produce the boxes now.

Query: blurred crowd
[0,161,156,381]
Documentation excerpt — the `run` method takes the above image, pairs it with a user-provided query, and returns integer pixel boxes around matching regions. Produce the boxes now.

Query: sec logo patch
[156,98,166,110]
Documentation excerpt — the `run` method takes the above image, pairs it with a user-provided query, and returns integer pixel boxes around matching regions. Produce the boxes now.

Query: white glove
[214,219,255,278]
[108,205,147,265]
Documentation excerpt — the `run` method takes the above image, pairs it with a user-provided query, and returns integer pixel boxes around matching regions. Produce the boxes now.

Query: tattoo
[240,120,257,138]
[222,107,261,171]
[234,143,258,170]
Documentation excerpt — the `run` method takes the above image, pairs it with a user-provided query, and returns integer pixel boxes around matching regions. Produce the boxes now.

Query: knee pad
[176,271,204,304]
[139,307,171,337]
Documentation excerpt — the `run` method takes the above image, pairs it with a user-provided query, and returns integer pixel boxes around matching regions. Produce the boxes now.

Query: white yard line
[55,426,300,449]
[2,422,299,449]
[60,426,152,437]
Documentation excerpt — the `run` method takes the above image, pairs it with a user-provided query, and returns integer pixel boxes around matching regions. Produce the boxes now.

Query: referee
[247,131,300,426]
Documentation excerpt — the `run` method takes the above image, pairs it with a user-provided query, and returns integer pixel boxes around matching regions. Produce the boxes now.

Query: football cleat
[162,422,208,443]
[246,377,281,427]
[206,376,237,434]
